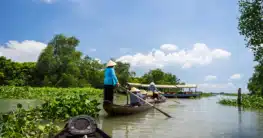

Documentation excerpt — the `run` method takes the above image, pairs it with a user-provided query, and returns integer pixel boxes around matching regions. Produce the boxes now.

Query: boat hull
[103,98,166,116]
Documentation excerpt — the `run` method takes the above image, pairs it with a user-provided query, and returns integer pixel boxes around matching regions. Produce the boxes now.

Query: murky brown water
[1,95,263,138]
[98,95,263,138]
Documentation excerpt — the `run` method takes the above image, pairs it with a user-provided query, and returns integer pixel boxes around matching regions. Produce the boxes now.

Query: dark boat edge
[103,98,166,116]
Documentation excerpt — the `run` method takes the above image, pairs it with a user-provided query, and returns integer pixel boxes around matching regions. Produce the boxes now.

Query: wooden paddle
[127,90,172,118]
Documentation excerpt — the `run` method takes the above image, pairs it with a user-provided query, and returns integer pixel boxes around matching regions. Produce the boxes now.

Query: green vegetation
[219,95,263,109]
[238,0,263,95]
[0,86,101,137]
[220,0,263,108]
[200,93,213,97]
[0,104,61,138]
[0,86,102,100]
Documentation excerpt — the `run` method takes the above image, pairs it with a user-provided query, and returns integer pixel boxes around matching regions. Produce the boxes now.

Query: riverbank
[200,92,214,97]
[0,86,102,137]
[218,95,263,109]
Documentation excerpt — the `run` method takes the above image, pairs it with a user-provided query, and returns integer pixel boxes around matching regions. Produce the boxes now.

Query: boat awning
[128,83,197,88]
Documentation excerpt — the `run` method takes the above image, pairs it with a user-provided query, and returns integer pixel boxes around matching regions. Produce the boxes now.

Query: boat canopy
[128,82,197,88]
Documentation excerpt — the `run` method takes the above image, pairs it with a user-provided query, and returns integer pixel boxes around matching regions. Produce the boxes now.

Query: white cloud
[204,75,217,81]
[117,43,231,69]
[160,44,177,52]
[94,58,101,63]
[0,40,47,62]
[229,74,241,80]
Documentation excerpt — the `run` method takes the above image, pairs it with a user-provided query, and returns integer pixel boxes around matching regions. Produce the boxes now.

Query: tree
[247,61,263,95]
[140,69,181,84]
[79,56,104,88]
[0,56,36,86]
[36,34,83,87]
[238,0,263,95]
[238,0,263,61]
[114,62,133,85]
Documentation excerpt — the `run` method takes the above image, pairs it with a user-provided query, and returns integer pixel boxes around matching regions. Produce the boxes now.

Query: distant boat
[127,82,200,99]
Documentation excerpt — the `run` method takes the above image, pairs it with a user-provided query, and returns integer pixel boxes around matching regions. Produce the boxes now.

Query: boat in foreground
[54,115,111,138]
[103,98,166,116]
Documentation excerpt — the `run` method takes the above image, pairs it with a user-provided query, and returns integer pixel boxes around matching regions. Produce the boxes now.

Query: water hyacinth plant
[0,86,103,100]
[0,104,60,138]
[218,95,263,109]
[0,86,102,137]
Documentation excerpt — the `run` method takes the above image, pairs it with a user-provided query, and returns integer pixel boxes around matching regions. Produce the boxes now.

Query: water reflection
[0,99,42,113]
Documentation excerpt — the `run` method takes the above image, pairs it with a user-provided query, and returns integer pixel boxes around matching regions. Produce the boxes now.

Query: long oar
[127,90,172,118]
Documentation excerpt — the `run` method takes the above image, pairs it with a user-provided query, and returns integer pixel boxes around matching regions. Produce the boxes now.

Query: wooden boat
[103,98,166,116]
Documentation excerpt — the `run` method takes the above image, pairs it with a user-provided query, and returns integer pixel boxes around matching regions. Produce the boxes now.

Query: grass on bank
[0,86,102,138]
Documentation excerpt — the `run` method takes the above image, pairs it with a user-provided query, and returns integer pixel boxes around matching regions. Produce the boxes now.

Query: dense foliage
[238,0,263,61]
[0,104,61,138]
[0,57,36,86]
[0,86,102,100]
[0,86,102,137]
[238,0,263,95]
[129,68,181,85]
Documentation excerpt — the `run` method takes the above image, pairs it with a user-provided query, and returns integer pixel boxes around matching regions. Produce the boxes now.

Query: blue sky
[0,0,255,93]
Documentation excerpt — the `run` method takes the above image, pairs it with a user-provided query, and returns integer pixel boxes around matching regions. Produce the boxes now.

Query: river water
[98,95,263,138]
[1,95,263,138]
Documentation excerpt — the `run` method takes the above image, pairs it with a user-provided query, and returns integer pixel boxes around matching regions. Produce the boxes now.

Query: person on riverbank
[130,87,144,106]
[103,60,119,103]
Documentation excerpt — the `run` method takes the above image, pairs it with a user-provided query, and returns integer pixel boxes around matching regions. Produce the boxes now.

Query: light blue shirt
[104,67,118,86]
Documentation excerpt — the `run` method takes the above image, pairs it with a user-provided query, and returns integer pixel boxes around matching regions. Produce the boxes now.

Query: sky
[0,0,256,93]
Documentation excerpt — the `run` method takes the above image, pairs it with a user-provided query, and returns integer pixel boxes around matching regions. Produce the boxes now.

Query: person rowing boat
[129,87,145,106]
[103,60,119,104]
[148,82,160,100]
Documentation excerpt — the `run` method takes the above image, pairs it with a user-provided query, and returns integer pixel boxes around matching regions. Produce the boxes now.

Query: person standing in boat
[103,60,119,103]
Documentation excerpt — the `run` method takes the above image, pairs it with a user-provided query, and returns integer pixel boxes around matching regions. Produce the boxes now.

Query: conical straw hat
[130,87,140,92]
[140,90,147,94]
[150,82,155,85]
[107,60,117,67]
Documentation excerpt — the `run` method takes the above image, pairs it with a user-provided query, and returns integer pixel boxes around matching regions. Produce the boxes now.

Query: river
[1,95,263,138]
[98,95,263,138]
